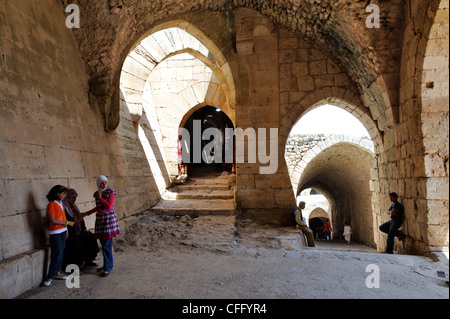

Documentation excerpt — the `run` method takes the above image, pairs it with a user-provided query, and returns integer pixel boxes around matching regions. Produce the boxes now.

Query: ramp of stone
[154,170,236,216]
[151,199,236,216]
[180,215,239,253]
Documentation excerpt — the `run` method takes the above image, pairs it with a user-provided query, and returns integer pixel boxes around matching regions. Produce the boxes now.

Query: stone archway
[284,97,382,198]
[309,207,330,220]
[298,142,376,248]
[286,132,375,197]
[119,22,237,191]
[120,24,236,124]
[179,105,235,175]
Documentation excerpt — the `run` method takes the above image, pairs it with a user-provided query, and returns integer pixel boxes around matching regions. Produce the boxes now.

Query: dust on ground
[18,212,449,299]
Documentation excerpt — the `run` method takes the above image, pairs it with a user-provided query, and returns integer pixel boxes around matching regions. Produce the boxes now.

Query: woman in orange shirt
[43,185,74,287]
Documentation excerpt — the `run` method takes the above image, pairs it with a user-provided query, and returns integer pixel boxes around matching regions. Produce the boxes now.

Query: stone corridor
[0,0,448,299]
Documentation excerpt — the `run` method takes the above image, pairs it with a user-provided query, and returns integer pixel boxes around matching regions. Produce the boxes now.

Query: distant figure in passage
[379,192,404,254]
[343,222,352,245]
[323,219,332,240]
[178,135,187,175]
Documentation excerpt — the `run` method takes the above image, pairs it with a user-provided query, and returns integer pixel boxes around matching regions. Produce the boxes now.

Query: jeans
[48,231,67,279]
[379,219,402,253]
[100,238,113,272]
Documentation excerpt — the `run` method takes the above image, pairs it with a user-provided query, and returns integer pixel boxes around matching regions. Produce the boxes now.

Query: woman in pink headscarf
[83,175,120,277]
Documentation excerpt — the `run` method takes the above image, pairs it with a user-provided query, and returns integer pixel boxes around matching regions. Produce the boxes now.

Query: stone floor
[17,213,449,300]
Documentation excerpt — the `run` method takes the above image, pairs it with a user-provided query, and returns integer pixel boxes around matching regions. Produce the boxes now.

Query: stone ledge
[0,248,48,299]
[0,216,139,299]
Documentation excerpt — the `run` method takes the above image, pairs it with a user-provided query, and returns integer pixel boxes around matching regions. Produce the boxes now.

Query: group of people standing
[294,192,405,253]
[43,175,120,287]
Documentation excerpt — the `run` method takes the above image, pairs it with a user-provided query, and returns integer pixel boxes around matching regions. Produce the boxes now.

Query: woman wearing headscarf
[83,175,120,277]
[62,188,99,270]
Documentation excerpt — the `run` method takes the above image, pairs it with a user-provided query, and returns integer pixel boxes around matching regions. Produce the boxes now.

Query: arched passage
[298,142,376,248]
[118,22,237,192]
[179,105,235,175]
[309,207,330,220]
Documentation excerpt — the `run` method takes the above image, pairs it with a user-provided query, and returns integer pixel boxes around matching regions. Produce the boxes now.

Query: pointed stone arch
[298,142,376,248]
[281,89,383,154]
[118,21,237,187]
[120,23,236,125]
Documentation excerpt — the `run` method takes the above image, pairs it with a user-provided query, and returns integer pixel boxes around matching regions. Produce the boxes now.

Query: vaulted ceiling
[58,0,407,130]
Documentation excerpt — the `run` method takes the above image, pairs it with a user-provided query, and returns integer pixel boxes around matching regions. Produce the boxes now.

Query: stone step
[163,189,234,200]
[177,184,230,191]
[190,177,230,185]
[177,190,234,200]
[151,199,236,216]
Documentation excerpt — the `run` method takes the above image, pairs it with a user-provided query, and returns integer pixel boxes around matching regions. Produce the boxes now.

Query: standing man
[293,201,315,247]
[379,192,404,254]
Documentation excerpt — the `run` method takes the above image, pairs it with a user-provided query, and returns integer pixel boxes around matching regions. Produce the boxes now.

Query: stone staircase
[151,170,236,216]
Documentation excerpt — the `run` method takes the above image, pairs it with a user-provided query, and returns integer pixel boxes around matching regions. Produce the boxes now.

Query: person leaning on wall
[379,192,405,254]
[43,185,75,287]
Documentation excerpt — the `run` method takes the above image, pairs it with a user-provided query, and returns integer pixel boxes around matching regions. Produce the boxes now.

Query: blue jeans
[48,231,67,279]
[379,219,402,253]
[100,238,113,272]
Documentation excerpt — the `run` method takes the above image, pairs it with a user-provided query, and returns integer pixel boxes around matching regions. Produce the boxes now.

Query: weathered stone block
[0,143,48,180]
[310,60,327,75]
[45,147,85,179]
[0,254,32,299]
[237,189,274,208]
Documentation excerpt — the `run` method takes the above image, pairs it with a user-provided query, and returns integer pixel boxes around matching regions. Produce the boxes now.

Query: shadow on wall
[25,192,49,280]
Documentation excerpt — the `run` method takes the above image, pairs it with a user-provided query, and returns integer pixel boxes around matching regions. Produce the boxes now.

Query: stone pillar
[234,8,296,225]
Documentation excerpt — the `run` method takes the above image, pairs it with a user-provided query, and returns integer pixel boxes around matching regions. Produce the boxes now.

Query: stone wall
[0,0,448,299]
[0,0,160,298]
[395,0,449,254]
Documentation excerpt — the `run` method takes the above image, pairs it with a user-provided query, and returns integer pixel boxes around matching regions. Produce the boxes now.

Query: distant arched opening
[180,105,235,175]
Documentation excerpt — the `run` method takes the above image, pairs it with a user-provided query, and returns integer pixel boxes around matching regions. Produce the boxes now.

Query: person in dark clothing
[379,192,405,254]
[62,188,99,270]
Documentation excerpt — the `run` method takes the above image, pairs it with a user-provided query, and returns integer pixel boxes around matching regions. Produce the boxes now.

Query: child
[43,185,75,286]
[343,222,352,245]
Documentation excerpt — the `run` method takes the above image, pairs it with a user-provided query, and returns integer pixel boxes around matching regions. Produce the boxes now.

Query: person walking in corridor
[379,192,404,254]
[343,222,352,245]
[323,219,332,240]
[83,176,120,277]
